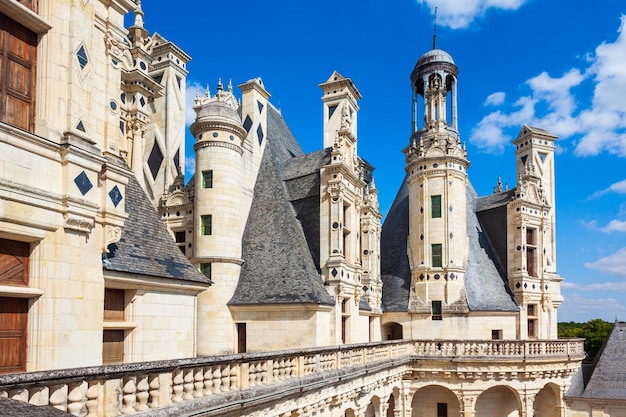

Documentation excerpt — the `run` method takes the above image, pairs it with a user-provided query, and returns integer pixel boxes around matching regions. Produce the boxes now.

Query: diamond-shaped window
[257,100,264,114]
[76,120,86,132]
[243,115,253,133]
[148,141,164,180]
[257,125,264,145]
[139,97,146,107]
[76,45,88,70]
[109,185,123,207]
[74,171,93,196]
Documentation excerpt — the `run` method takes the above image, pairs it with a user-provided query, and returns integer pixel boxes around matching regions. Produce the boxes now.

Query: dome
[195,100,240,125]
[411,48,458,83]
[415,48,455,68]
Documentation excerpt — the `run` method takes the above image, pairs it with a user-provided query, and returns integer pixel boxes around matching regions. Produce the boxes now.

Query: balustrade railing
[0,339,584,416]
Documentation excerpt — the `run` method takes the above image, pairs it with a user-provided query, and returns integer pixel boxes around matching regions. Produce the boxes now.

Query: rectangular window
[432,300,442,320]
[175,230,186,255]
[437,403,448,417]
[199,263,211,280]
[431,244,442,267]
[431,195,442,218]
[201,215,212,236]
[527,304,537,339]
[492,329,502,340]
[526,227,537,277]
[202,170,213,189]
[0,239,29,286]
[0,16,38,132]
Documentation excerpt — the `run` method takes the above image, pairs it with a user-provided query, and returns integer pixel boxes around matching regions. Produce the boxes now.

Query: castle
[0,1,623,416]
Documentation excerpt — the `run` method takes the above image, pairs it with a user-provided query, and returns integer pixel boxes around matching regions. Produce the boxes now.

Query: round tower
[403,46,470,318]
[190,80,247,354]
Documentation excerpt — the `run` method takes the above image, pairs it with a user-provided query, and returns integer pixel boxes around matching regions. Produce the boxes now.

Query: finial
[217,78,223,92]
[433,6,437,49]
[194,90,200,104]
[205,84,210,98]
[228,79,233,92]
[133,0,145,29]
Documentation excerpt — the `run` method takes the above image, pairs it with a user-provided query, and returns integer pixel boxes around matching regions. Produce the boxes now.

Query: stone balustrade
[0,339,584,416]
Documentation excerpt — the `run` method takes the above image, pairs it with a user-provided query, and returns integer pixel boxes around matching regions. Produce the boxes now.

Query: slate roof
[103,173,211,285]
[380,178,518,312]
[229,106,335,306]
[581,321,626,400]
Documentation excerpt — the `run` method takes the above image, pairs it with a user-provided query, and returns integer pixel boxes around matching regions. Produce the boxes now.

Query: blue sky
[135,0,626,323]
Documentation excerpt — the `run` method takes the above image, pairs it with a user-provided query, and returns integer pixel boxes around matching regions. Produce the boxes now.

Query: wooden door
[237,323,246,353]
[0,239,29,286]
[0,297,28,373]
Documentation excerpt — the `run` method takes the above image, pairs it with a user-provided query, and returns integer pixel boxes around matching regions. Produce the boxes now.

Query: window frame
[431,243,443,268]
[431,195,442,218]
[201,170,213,189]
[431,300,442,321]
[201,215,212,236]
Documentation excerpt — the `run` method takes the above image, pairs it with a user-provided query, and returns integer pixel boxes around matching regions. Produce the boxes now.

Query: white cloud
[417,0,529,29]
[589,178,626,199]
[471,16,626,156]
[585,247,626,276]
[484,92,505,106]
[558,293,626,322]
[601,220,626,233]
[185,82,204,126]
[185,156,195,176]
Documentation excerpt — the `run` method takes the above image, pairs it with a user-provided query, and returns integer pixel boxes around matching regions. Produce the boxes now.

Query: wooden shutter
[104,289,125,321]
[0,14,37,132]
[16,1,38,12]
[0,239,30,286]
[0,297,28,373]
[102,330,124,364]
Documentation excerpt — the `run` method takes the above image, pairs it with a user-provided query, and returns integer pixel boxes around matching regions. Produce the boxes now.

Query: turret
[403,46,470,318]
[189,81,248,354]
[507,126,562,339]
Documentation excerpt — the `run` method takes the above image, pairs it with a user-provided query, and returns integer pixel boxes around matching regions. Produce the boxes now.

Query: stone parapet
[0,339,584,416]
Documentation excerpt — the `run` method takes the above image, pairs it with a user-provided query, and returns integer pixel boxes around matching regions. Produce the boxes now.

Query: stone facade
[0,1,621,417]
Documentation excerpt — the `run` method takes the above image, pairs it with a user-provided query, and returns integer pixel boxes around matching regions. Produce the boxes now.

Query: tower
[507,126,562,339]
[319,72,381,344]
[189,81,248,354]
[403,46,470,318]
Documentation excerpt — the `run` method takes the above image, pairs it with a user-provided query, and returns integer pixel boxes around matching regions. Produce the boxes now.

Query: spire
[433,6,438,49]
[133,0,145,29]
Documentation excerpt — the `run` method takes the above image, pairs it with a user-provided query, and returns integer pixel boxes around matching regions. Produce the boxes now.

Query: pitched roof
[103,173,211,285]
[380,178,518,312]
[229,106,334,306]
[582,321,626,400]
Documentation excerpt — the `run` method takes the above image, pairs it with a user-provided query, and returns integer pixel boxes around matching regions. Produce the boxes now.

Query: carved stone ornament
[64,213,94,233]
[104,225,122,253]
[105,30,129,62]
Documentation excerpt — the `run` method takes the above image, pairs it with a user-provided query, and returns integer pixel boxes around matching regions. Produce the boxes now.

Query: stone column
[461,393,477,417]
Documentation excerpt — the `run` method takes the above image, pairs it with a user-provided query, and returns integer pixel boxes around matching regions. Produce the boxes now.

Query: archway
[534,383,561,417]
[386,394,395,417]
[411,385,461,417]
[382,322,403,340]
[364,395,381,417]
[344,408,356,417]
[475,386,521,417]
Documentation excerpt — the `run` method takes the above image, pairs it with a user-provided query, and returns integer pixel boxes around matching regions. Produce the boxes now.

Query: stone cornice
[194,140,243,156]
[0,0,51,34]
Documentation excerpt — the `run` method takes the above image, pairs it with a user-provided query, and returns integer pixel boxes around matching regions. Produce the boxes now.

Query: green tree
[558,319,613,362]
